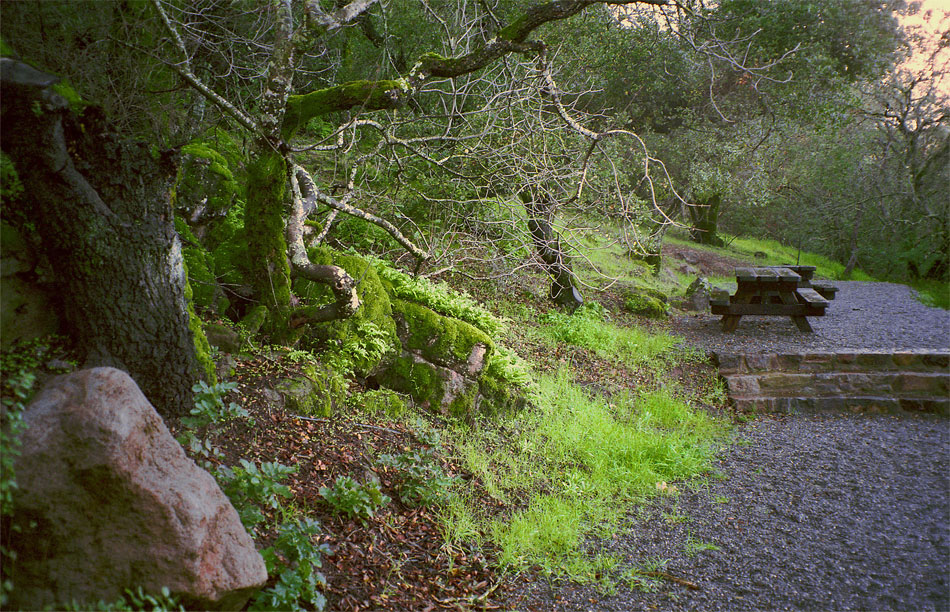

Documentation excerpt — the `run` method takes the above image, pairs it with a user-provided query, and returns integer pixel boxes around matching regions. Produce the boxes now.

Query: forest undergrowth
[4,235,943,611]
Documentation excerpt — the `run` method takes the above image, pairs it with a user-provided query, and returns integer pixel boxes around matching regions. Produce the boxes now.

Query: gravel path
[507,281,949,611]
[509,414,950,611]
[670,281,950,353]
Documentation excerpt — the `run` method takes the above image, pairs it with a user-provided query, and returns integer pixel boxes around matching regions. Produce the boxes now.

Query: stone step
[715,350,950,415]
[715,351,950,375]
[725,371,949,398]
[731,395,949,416]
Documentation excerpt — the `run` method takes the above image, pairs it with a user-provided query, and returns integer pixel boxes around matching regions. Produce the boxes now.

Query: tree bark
[0,59,201,418]
[519,191,583,311]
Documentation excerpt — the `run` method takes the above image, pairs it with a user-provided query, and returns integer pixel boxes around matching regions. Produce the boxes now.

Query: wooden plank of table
[735,267,757,281]
[796,287,829,305]
[773,267,802,282]
[776,287,813,332]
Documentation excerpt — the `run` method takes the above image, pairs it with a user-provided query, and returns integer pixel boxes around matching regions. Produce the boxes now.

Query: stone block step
[725,371,949,398]
[731,395,949,416]
[715,351,950,375]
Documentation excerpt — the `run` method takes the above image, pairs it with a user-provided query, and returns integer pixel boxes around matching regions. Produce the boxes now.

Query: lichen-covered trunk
[245,145,293,333]
[0,59,202,418]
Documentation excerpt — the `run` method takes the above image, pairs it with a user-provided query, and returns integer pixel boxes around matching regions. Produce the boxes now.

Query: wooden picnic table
[711,266,829,332]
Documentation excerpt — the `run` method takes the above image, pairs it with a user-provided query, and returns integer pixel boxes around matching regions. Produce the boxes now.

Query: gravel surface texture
[510,414,950,611]
[507,281,949,611]
[670,281,950,353]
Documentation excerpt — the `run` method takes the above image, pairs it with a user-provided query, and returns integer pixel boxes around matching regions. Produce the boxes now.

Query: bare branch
[150,0,260,134]
[293,164,429,262]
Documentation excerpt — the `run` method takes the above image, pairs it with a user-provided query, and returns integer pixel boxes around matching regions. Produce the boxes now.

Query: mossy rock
[622,292,669,319]
[298,247,399,376]
[275,364,348,417]
[378,352,481,418]
[203,322,241,354]
[376,300,495,418]
[391,299,492,371]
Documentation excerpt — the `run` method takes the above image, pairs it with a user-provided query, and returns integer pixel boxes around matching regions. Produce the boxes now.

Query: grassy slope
[664,232,948,309]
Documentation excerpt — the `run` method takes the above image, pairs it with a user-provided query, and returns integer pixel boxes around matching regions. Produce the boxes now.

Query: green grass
[443,368,726,581]
[538,303,679,366]
[909,278,950,310]
[665,233,876,281]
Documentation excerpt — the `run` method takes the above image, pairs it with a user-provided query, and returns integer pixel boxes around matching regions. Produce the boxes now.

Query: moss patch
[180,256,217,384]
[282,80,406,138]
[392,299,492,368]
[174,216,227,313]
[299,247,399,376]
[175,141,238,218]
[622,292,669,319]
[379,354,446,411]
[276,364,347,417]
[245,148,292,332]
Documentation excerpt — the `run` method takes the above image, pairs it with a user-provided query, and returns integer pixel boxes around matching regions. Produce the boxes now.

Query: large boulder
[7,367,267,610]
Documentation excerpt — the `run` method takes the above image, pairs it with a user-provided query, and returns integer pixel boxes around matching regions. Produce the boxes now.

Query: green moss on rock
[392,299,492,368]
[622,292,669,319]
[380,354,446,410]
[276,364,347,417]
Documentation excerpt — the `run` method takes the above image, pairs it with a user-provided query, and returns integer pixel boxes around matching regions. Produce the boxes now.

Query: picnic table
[711,266,830,332]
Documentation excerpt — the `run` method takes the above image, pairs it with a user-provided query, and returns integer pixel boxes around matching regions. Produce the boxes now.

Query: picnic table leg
[779,290,813,332]
[720,289,755,332]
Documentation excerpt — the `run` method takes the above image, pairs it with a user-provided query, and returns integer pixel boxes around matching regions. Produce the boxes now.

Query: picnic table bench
[711,266,830,332]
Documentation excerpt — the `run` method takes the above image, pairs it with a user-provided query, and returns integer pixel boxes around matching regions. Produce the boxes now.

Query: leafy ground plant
[177,380,251,469]
[251,518,331,611]
[216,460,296,531]
[378,450,458,507]
[64,586,184,612]
[319,476,390,521]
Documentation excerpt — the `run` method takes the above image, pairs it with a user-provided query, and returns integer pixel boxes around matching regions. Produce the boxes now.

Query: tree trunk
[688,193,725,247]
[520,191,583,312]
[0,59,202,418]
